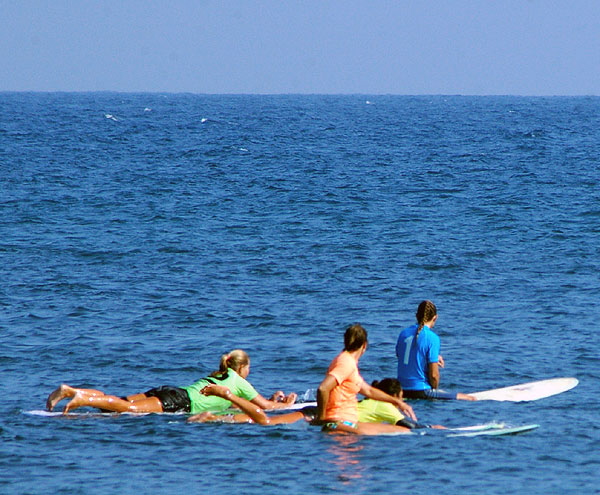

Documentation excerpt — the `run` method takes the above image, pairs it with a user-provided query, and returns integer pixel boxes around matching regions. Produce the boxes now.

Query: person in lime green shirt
[46,349,296,414]
[358,378,445,429]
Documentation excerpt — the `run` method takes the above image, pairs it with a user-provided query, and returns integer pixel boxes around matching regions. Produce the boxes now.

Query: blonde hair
[210,349,250,377]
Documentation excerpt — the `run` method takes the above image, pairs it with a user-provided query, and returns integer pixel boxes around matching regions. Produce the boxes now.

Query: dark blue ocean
[1,93,599,494]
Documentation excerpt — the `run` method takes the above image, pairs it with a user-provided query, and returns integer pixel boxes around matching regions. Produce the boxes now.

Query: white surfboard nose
[470,377,578,402]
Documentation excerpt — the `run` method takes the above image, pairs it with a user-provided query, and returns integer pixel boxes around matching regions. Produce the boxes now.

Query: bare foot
[46,384,76,411]
[457,393,477,401]
[63,391,90,414]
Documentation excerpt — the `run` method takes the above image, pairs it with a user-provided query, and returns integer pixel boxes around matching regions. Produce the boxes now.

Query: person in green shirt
[46,349,296,414]
[358,378,445,429]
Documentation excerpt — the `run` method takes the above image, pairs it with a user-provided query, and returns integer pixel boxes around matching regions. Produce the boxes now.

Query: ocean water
[0,93,599,494]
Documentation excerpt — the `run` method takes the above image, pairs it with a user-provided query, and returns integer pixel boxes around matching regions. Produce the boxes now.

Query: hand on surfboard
[269,390,298,404]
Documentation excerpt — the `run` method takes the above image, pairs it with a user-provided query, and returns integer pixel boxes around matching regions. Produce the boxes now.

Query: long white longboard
[469,377,578,402]
[281,377,578,410]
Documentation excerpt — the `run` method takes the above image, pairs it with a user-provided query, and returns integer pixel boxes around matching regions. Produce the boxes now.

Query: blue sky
[1,1,598,95]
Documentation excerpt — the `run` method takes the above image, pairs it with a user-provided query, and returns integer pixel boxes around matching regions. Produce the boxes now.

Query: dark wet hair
[414,300,437,344]
[344,323,368,352]
[371,378,402,397]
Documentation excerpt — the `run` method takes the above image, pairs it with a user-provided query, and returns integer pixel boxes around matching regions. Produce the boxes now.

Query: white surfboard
[417,422,539,437]
[469,377,578,402]
[281,377,578,409]
[24,410,178,417]
[278,402,317,411]
[447,424,539,437]
[448,422,506,432]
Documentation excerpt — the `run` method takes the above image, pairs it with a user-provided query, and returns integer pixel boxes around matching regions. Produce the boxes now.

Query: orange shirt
[324,351,366,423]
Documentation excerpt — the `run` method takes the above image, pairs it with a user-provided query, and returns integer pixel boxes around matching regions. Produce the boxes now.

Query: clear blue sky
[1,1,598,95]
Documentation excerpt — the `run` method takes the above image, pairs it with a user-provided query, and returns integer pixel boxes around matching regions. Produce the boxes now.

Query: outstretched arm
[197,385,306,424]
[201,385,271,424]
[251,391,297,410]
[359,382,417,421]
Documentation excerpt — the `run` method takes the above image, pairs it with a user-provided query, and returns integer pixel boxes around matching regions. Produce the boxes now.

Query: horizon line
[1,90,598,98]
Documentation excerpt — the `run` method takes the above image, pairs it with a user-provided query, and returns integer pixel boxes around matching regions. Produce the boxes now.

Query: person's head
[416,300,437,327]
[344,323,368,353]
[371,378,403,398]
[414,300,437,343]
[217,349,250,378]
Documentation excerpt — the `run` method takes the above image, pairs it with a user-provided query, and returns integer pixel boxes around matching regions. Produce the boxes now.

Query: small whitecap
[201,118,208,123]
[144,107,152,112]
[366,100,373,105]
[105,114,118,121]
[239,147,249,152]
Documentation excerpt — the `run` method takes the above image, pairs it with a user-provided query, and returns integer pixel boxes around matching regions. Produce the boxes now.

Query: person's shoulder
[327,351,343,367]
[329,351,356,373]
[421,328,440,348]
[226,369,246,382]
[331,350,349,359]
[399,324,417,336]
[423,327,440,339]
[335,351,354,365]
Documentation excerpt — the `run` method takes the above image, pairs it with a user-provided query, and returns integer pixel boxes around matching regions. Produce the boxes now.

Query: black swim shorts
[144,386,191,413]
[402,388,458,400]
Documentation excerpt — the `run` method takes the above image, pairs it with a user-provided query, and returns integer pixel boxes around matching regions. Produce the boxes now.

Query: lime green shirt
[357,399,404,424]
[182,368,259,414]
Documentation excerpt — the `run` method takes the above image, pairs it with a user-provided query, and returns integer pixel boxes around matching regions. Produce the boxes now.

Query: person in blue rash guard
[396,300,476,401]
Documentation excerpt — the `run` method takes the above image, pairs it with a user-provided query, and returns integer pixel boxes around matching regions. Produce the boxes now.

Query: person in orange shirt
[315,323,416,435]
